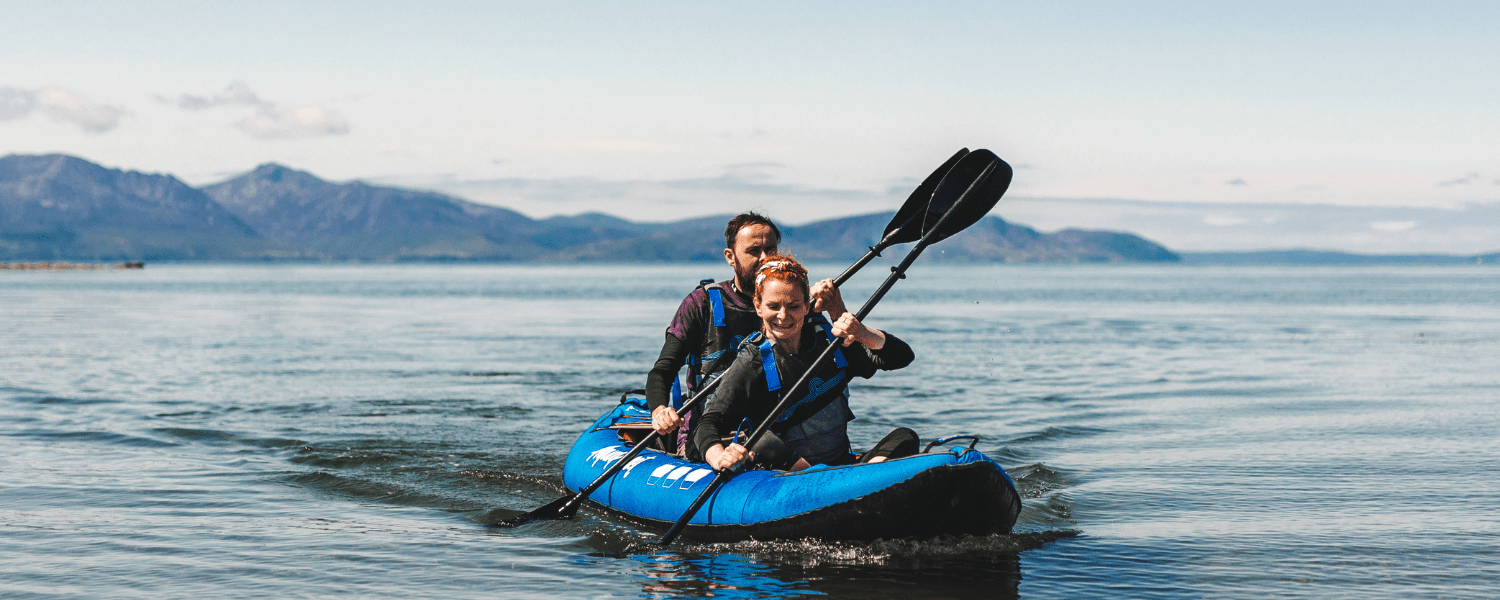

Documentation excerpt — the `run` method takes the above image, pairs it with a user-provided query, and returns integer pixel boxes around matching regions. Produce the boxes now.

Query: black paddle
[656,149,1012,546]
[492,148,971,528]
[832,148,969,280]
[492,351,736,526]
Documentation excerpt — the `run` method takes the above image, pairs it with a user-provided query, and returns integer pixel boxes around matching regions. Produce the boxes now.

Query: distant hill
[1,153,1181,263]
[202,163,541,260]
[0,154,268,260]
[780,212,1180,262]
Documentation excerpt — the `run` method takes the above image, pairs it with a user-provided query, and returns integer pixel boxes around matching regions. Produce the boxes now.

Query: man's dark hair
[724,212,782,249]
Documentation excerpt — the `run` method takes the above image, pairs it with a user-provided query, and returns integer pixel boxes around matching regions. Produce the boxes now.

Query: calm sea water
[2,263,1497,598]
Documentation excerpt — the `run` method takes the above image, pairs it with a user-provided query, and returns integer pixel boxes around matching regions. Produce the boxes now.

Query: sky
[2,1,1497,253]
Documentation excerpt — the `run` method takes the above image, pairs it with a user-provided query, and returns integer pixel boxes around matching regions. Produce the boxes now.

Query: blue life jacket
[756,317,856,464]
[673,279,762,461]
[757,317,849,429]
[681,278,760,394]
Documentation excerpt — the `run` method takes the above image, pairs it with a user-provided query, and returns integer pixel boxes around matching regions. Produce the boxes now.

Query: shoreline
[1,261,145,271]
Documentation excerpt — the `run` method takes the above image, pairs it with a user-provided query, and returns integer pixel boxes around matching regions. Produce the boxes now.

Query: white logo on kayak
[587,447,628,467]
[590,448,709,490]
[645,465,711,489]
[586,446,654,477]
[645,464,675,486]
[679,469,711,489]
[621,456,650,476]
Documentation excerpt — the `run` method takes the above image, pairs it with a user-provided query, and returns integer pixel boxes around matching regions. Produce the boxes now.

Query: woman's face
[755,279,808,346]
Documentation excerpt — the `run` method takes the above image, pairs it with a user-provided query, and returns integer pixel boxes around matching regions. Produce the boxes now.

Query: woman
[694,253,918,472]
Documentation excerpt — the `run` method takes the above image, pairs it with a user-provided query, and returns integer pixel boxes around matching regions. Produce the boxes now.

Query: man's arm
[645,333,689,412]
[645,288,710,434]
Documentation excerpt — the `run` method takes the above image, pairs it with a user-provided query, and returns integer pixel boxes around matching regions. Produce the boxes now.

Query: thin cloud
[723,161,785,170]
[236,105,349,139]
[0,87,32,120]
[721,161,785,181]
[171,81,264,110]
[1437,172,1480,186]
[1203,214,1248,226]
[1370,220,1418,232]
[717,127,770,140]
[165,81,350,139]
[0,85,125,133]
[1226,178,1248,186]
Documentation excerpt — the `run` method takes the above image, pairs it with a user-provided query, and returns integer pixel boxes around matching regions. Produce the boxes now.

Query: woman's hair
[753,251,809,303]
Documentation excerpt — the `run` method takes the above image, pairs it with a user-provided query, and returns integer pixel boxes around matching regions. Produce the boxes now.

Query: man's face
[724,224,778,287]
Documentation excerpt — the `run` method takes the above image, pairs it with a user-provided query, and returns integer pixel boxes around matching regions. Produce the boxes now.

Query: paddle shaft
[551,355,733,518]
[656,159,999,546]
[830,222,912,287]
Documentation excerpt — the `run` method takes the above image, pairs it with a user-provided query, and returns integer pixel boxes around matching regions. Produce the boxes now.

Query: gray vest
[778,390,854,465]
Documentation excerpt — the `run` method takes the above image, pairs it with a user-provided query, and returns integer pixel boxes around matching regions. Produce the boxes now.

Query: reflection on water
[2,264,1499,598]
[579,533,1062,599]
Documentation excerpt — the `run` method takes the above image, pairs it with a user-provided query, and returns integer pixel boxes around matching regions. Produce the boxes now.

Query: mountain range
[0,154,1179,263]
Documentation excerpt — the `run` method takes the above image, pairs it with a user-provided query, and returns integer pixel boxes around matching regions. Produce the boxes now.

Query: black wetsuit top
[645,278,762,457]
[694,319,913,465]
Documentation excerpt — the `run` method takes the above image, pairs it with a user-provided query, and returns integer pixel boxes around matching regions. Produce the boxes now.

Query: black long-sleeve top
[694,323,913,458]
[645,279,758,412]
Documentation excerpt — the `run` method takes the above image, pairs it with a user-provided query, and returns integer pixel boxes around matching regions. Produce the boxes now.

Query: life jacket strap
[682,279,719,388]
[816,322,849,368]
[758,337,781,392]
[706,286,726,328]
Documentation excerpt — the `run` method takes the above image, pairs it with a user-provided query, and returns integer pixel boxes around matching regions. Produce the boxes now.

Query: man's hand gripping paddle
[492,149,973,528]
[655,149,1012,546]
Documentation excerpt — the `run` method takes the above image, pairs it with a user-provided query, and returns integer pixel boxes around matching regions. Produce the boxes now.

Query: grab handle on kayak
[923,435,980,453]
[618,389,647,405]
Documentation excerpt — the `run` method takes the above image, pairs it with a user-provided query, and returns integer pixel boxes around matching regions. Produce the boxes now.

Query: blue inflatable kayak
[563,398,1022,542]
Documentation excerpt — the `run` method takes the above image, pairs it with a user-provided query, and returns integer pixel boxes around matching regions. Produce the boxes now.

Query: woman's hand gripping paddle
[491,149,973,529]
[655,149,1012,546]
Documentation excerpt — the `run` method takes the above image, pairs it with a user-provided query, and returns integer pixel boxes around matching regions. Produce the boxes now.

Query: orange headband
[754,257,808,298]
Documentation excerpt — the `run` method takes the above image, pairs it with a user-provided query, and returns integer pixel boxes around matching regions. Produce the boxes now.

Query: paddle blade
[491,494,579,527]
[881,148,969,246]
[923,149,1012,243]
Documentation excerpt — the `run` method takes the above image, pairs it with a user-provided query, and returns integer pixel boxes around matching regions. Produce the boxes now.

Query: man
[644,213,781,459]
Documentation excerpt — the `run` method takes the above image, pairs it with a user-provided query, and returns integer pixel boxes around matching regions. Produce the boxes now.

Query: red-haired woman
[693,253,917,472]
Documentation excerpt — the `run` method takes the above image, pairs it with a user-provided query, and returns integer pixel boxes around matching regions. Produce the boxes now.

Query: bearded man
[643,213,781,459]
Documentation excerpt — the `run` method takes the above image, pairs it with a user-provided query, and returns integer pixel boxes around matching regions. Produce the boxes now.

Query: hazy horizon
[4,2,1497,254]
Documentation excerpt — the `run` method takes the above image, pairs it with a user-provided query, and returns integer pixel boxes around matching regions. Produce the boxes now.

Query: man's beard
[731,256,758,291]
